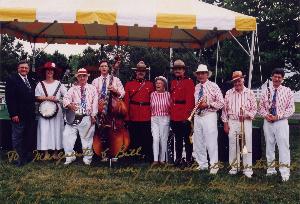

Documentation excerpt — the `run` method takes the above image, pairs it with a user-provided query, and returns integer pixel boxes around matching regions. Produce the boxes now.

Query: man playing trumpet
[221,71,257,178]
[193,64,224,174]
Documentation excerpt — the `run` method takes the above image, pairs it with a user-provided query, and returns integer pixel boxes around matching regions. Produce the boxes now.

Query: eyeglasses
[77,75,88,78]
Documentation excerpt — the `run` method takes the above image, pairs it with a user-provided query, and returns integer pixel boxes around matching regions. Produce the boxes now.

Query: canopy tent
[0,0,257,87]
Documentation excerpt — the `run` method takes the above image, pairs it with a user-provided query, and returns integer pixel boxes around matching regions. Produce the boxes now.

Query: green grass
[0,124,299,203]
[295,102,300,113]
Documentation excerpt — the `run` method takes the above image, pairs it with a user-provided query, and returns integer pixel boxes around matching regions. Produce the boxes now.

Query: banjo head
[39,100,58,119]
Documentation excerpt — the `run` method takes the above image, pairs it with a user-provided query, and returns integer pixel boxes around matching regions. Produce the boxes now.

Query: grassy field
[0,122,299,203]
[296,102,300,113]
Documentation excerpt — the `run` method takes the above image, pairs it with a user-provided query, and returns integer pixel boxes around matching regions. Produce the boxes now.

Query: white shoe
[229,169,238,175]
[244,173,252,178]
[266,171,277,176]
[210,168,218,175]
[83,158,91,165]
[64,156,76,165]
[196,166,208,171]
[282,175,289,182]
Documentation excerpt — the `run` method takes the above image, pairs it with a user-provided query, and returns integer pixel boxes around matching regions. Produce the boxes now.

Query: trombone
[235,107,249,171]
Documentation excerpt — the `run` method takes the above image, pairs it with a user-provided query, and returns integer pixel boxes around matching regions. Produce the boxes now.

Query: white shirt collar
[18,73,27,81]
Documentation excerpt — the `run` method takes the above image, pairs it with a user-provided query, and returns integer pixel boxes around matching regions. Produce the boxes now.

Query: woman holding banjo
[35,62,67,160]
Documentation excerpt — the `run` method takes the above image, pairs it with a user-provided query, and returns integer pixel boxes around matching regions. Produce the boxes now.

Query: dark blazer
[5,73,36,120]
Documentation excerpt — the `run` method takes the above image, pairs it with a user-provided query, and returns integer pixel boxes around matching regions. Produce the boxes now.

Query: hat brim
[133,67,148,71]
[230,75,246,82]
[75,73,90,77]
[172,65,186,69]
[194,71,212,78]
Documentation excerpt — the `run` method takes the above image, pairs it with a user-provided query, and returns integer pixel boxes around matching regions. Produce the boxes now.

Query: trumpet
[187,96,207,143]
[235,107,248,171]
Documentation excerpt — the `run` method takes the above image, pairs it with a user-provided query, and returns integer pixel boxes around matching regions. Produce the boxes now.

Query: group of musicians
[5,58,295,182]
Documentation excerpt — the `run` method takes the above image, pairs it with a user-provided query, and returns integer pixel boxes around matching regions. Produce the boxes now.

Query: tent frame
[0,21,256,88]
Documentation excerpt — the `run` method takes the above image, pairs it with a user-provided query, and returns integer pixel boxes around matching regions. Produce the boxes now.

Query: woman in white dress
[35,62,67,159]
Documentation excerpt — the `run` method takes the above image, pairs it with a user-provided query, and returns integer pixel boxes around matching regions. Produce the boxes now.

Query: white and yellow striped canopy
[0,0,256,48]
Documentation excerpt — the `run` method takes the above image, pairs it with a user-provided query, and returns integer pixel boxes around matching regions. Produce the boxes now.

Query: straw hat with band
[75,68,90,77]
[231,71,246,82]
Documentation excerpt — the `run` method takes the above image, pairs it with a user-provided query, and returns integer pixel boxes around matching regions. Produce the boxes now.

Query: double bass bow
[93,56,130,158]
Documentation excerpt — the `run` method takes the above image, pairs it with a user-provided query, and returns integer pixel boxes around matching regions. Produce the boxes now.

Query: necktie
[198,84,203,100]
[24,77,31,89]
[80,86,87,113]
[270,89,277,116]
[100,77,107,99]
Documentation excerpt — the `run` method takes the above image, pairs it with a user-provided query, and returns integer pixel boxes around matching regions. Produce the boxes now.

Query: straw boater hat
[75,68,90,77]
[43,61,56,69]
[194,64,212,78]
[135,61,147,71]
[173,59,186,69]
[231,71,246,82]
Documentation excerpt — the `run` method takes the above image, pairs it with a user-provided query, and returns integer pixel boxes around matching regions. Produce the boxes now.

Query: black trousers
[11,117,35,162]
[170,120,193,162]
[128,121,153,162]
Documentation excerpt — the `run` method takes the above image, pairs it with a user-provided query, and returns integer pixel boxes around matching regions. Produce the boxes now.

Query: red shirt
[170,77,195,121]
[124,80,154,121]
[150,91,171,116]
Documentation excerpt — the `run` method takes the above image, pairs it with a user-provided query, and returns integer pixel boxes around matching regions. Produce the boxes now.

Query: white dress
[35,80,67,150]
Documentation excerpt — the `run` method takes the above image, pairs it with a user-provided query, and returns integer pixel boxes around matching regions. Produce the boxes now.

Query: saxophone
[187,95,207,143]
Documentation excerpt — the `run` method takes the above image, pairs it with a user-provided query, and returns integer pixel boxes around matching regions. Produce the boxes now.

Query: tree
[218,0,300,90]
[0,35,28,81]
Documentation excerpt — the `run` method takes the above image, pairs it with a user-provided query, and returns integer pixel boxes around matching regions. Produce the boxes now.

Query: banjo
[38,81,62,119]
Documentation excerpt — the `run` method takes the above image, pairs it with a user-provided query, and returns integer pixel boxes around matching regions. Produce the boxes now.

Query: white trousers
[228,119,253,175]
[193,112,218,169]
[263,119,290,177]
[151,116,170,162]
[63,116,95,162]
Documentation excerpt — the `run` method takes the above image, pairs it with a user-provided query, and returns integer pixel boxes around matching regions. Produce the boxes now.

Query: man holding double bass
[92,59,126,158]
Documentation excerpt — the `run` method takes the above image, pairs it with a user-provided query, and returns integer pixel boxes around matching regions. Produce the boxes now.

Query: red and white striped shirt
[63,84,98,117]
[221,86,257,122]
[259,85,295,119]
[150,91,171,116]
[194,80,224,114]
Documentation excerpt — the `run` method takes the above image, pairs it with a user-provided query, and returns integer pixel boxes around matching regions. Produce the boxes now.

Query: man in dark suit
[5,60,36,166]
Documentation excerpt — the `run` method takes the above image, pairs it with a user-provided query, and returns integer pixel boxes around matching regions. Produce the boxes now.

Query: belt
[174,100,186,104]
[130,100,150,106]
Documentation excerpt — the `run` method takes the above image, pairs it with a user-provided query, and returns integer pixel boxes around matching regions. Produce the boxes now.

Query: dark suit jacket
[5,73,36,120]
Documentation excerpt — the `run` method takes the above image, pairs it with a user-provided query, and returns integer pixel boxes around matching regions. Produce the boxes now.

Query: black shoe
[174,158,181,167]
[186,160,194,168]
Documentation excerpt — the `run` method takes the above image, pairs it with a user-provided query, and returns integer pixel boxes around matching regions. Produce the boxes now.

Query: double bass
[93,57,130,158]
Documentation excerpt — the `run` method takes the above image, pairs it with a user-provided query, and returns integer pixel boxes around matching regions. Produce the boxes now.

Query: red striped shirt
[221,87,257,122]
[150,91,171,116]
[259,85,295,119]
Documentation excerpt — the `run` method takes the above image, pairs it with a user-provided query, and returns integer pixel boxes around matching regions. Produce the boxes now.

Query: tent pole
[32,41,36,72]
[0,22,2,79]
[247,31,255,89]
[229,31,250,56]
[215,40,220,83]
[170,48,173,69]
